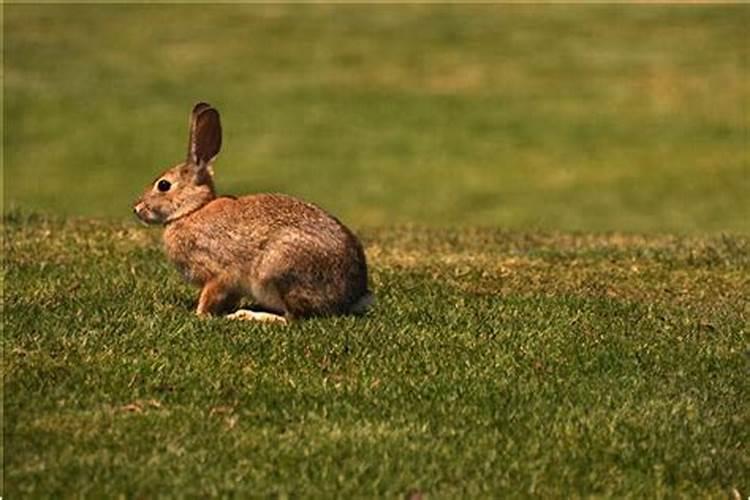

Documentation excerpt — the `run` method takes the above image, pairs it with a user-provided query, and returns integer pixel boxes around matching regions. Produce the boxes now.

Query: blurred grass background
[4,4,749,232]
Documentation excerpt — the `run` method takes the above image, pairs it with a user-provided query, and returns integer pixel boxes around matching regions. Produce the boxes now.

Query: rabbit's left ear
[187,103,222,167]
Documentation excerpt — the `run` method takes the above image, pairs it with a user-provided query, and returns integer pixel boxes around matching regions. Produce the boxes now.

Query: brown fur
[133,103,371,320]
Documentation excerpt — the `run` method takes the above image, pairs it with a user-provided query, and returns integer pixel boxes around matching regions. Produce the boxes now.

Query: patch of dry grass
[366,227,749,315]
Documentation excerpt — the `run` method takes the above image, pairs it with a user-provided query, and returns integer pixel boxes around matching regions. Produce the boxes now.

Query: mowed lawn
[4,213,749,496]
[4,4,749,232]
[3,4,749,498]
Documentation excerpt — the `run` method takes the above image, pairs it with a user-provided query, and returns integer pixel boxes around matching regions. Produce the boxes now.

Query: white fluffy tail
[350,292,375,315]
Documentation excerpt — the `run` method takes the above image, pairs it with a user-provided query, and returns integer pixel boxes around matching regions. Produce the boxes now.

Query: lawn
[4,213,749,496]
[3,4,749,497]
[4,4,748,232]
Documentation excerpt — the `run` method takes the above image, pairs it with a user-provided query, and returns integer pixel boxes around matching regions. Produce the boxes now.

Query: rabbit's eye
[157,180,171,192]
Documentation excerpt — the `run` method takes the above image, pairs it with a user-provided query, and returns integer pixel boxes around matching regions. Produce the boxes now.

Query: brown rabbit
[133,102,372,324]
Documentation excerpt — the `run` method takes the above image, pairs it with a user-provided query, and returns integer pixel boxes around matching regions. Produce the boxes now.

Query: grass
[4,4,749,232]
[3,211,748,496]
[3,4,749,497]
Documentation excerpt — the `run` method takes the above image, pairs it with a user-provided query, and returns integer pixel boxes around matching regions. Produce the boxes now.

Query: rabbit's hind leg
[226,309,287,324]
[222,274,289,324]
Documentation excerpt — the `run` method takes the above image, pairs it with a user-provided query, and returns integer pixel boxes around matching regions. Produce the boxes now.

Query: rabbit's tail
[349,291,375,315]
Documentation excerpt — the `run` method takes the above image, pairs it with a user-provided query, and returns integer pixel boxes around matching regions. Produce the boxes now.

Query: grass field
[4,212,749,496]
[4,4,749,232]
[3,4,749,498]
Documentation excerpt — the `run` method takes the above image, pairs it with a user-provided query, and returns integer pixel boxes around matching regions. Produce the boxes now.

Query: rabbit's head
[134,103,222,225]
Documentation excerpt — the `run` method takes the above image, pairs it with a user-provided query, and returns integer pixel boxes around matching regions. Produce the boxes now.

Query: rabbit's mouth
[133,202,163,225]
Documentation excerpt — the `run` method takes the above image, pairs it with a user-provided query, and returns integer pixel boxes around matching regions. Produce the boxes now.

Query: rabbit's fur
[134,103,371,322]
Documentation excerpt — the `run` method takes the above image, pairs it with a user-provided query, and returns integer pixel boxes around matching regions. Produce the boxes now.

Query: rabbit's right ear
[187,102,222,167]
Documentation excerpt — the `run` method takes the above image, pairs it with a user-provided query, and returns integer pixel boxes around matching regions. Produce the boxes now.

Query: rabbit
[133,102,373,324]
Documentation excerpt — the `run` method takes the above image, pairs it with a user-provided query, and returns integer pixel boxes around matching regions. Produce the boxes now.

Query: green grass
[4,4,749,232]
[3,212,748,496]
[4,4,749,497]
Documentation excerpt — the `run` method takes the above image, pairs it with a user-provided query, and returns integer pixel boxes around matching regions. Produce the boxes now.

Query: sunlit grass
[3,4,748,496]
[3,213,748,496]
[5,4,749,232]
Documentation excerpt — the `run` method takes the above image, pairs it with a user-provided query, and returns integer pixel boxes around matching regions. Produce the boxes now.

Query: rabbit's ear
[187,102,211,158]
[187,103,222,166]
